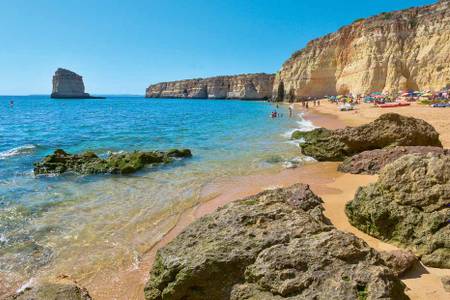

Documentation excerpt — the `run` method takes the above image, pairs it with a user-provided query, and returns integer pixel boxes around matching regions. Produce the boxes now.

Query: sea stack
[51,68,104,99]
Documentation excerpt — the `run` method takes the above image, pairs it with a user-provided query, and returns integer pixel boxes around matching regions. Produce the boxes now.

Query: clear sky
[0,0,435,95]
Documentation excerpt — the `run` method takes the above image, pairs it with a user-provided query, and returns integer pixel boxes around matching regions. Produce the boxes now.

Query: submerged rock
[5,278,92,300]
[145,184,407,300]
[293,113,442,161]
[338,146,449,174]
[33,148,192,176]
[346,154,450,268]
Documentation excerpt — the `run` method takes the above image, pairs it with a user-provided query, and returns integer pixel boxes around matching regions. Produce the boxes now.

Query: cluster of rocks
[145,184,408,300]
[291,112,450,270]
[291,113,442,161]
[33,148,192,176]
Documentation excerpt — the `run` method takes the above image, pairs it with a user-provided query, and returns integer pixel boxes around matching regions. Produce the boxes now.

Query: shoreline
[15,104,448,300]
[85,105,449,300]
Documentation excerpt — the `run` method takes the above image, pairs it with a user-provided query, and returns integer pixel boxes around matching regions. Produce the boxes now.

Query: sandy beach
[83,104,449,300]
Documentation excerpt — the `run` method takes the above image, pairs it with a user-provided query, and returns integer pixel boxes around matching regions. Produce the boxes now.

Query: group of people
[271,104,296,119]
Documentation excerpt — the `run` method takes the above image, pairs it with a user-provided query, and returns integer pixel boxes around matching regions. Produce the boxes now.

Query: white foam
[0,234,7,243]
[282,156,317,169]
[282,112,318,139]
[0,145,37,160]
[16,277,36,293]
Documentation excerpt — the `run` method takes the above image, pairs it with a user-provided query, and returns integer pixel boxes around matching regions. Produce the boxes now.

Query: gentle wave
[282,112,317,139]
[283,156,316,169]
[0,144,37,160]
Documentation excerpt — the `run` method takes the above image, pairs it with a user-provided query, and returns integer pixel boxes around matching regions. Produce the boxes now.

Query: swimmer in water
[9,100,14,108]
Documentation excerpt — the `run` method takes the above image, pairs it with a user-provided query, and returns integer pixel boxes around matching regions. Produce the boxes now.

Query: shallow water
[0,96,312,294]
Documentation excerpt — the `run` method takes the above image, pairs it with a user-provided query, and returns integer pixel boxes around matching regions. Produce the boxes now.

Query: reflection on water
[0,97,311,295]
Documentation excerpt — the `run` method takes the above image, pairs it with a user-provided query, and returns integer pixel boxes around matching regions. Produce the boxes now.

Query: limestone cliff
[274,0,450,100]
[51,68,104,99]
[146,73,274,100]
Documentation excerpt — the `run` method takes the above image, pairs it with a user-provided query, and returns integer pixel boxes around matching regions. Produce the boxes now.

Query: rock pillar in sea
[51,68,104,99]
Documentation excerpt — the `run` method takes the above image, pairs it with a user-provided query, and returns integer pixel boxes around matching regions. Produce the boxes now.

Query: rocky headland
[146,73,274,100]
[51,68,105,99]
[292,113,442,161]
[274,0,450,100]
[346,154,450,268]
[145,184,408,300]
[33,149,192,176]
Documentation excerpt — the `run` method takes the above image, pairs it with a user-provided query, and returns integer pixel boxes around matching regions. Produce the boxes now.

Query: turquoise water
[0,96,311,293]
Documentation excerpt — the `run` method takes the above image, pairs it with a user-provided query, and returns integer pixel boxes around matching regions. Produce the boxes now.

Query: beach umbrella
[402,92,410,96]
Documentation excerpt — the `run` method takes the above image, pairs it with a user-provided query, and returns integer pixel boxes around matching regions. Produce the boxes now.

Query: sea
[0,96,316,294]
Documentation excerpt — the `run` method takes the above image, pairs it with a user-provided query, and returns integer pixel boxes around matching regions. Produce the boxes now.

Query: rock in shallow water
[145,184,407,300]
[338,146,449,174]
[5,278,92,300]
[292,113,442,161]
[33,148,192,176]
[346,154,450,268]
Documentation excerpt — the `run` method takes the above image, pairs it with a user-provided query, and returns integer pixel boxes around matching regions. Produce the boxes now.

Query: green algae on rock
[346,154,450,268]
[292,113,442,161]
[33,148,192,176]
[145,184,407,300]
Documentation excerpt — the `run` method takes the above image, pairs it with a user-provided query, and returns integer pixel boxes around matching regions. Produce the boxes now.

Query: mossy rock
[297,113,442,161]
[33,148,192,176]
[346,154,450,268]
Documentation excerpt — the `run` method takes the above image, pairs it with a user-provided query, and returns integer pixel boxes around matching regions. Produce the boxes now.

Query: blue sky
[0,0,435,95]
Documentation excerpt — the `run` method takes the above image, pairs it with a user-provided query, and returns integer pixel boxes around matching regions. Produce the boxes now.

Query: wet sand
[81,105,449,299]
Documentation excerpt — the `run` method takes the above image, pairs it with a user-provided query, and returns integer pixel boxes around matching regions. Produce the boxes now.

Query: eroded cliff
[146,73,274,100]
[274,0,450,99]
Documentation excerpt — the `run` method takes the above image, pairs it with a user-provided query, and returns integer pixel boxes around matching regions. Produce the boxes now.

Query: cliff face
[51,68,104,99]
[146,73,274,100]
[274,0,450,99]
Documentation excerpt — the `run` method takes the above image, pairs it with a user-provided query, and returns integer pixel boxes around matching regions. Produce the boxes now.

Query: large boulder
[338,146,448,174]
[5,278,91,300]
[33,148,192,176]
[145,184,407,300]
[346,154,450,268]
[292,113,442,161]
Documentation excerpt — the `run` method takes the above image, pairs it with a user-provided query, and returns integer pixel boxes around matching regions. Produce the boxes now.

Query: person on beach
[289,104,294,117]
